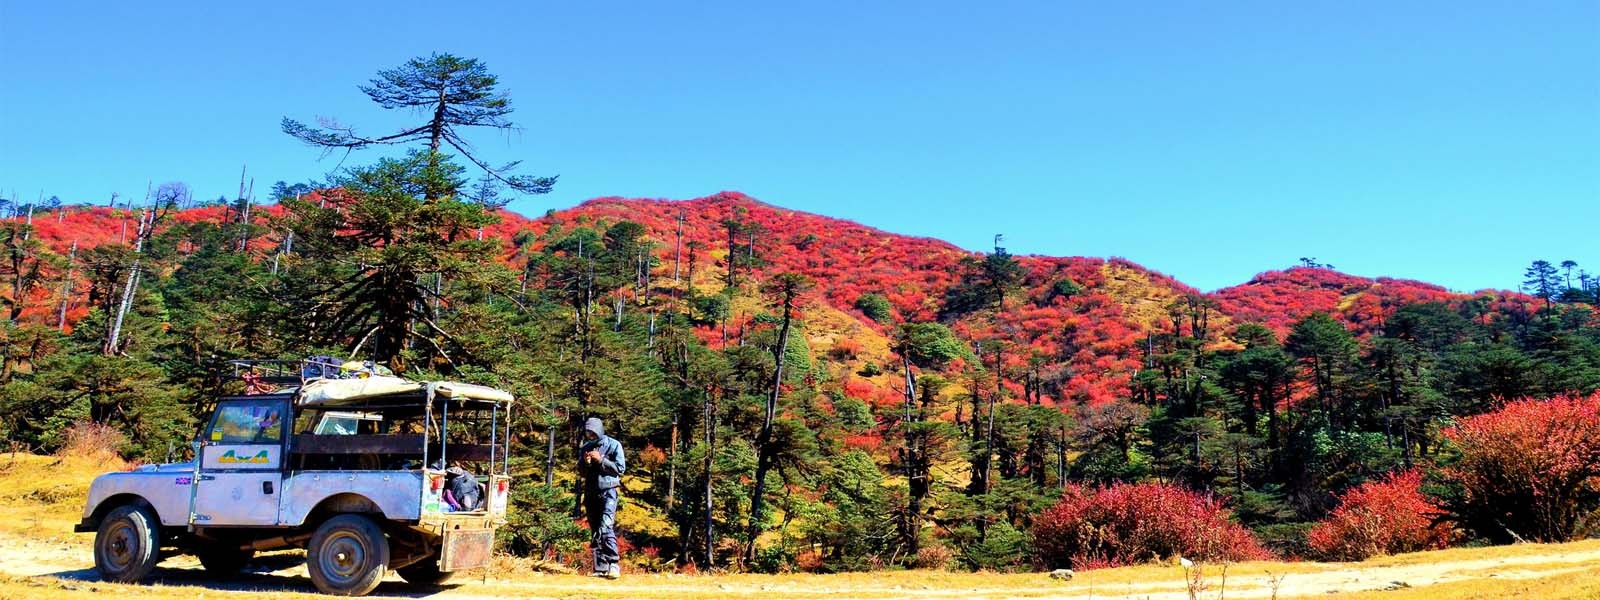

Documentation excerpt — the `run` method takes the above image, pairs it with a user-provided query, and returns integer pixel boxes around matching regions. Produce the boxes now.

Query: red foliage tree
[1031,482,1268,569]
[1306,470,1452,560]
[1440,392,1600,543]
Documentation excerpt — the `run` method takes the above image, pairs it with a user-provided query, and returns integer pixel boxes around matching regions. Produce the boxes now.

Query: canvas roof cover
[296,376,513,406]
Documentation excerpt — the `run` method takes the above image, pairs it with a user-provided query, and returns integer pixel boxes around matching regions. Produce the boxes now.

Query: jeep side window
[307,412,384,435]
[316,415,360,435]
[208,401,286,444]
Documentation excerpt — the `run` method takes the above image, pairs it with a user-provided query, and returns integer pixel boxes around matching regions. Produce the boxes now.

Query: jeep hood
[133,461,196,473]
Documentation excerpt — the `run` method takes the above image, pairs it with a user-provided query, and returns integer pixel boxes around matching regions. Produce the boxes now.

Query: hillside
[19,191,1530,405]
[6,190,1596,579]
[1210,266,1537,338]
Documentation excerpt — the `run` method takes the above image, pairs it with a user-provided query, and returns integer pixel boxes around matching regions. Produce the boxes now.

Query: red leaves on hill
[18,194,1519,413]
[1213,267,1522,338]
[1306,470,1452,561]
[547,193,1187,406]
[1031,482,1268,569]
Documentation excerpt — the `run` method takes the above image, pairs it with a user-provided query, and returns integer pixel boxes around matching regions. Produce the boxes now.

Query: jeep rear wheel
[306,514,389,596]
[94,504,161,583]
[196,541,255,574]
[396,558,454,587]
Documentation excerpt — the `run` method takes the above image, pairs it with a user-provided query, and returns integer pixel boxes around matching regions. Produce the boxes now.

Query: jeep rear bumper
[412,514,503,571]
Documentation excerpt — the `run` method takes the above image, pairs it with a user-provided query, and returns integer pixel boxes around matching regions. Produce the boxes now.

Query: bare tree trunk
[673,212,684,284]
[1058,422,1068,487]
[666,414,678,510]
[703,389,716,568]
[613,294,624,330]
[56,241,76,331]
[235,166,251,252]
[271,230,294,275]
[983,392,997,495]
[545,394,557,487]
[106,208,152,355]
[901,354,924,557]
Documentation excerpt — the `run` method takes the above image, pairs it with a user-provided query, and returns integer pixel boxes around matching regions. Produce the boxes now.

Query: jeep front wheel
[94,504,161,583]
[306,514,389,596]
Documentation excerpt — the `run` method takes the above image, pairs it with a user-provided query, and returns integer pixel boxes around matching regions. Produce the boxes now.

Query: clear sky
[1,1,1595,292]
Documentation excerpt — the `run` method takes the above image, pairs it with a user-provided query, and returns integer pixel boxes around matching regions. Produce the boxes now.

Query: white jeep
[76,362,515,596]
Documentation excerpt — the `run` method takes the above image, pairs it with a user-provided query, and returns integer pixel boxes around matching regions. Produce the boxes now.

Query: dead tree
[104,183,181,355]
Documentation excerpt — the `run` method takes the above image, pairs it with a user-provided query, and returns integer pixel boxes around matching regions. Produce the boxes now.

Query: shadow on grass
[45,552,459,598]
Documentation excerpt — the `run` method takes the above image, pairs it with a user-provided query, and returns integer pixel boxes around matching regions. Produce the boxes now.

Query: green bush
[854,293,894,323]
[957,522,1029,571]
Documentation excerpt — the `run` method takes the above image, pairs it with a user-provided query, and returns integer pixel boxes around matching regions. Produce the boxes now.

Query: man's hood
[584,417,605,438]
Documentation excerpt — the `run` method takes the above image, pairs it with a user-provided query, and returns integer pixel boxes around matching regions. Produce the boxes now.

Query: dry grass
[1356,538,1600,567]
[55,422,129,465]
[2,544,1599,600]
[3,451,1598,600]
[1099,261,1202,330]
[1314,565,1600,600]
[0,452,115,541]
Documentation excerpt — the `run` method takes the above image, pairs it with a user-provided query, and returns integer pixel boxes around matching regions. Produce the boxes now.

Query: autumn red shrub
[841,379,877,401]
[1031,482,1268,569]
[1441,392,1600,543]
[1306,470,1452,560]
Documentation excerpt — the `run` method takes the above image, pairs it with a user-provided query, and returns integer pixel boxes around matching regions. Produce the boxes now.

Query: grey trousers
[585,486,619,573]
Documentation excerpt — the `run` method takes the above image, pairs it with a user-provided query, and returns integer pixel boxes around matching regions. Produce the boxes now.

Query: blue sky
[1,1,1595,292]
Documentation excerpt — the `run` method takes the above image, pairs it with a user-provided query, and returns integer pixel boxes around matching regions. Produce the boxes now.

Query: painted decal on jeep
[174,476,192,485]
[218,450,270,464]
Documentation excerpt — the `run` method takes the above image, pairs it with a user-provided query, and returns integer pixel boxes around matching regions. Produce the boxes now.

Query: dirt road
[3,530,1599,600]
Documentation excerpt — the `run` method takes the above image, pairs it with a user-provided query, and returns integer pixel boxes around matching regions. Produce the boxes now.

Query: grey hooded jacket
[578,417,626,491]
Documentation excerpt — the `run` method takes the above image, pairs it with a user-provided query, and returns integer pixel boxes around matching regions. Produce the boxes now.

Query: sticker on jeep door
[201,445,280,469]
[220,450,270,464]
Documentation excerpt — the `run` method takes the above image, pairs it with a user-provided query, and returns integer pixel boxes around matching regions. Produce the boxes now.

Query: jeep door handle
[263,481,274,494]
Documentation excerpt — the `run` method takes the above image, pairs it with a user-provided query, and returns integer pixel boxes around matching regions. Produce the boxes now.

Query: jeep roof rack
[228,359,310,386]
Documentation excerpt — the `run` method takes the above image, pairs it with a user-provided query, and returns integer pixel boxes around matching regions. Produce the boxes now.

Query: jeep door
[191,397,290,526]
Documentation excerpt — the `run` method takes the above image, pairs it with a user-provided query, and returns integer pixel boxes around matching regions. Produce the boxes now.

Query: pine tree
[1523,260,1562,308]
[277,151,499,371]
[1286,312,1360,431]
[745,272,812,563]
[283,53,555,198]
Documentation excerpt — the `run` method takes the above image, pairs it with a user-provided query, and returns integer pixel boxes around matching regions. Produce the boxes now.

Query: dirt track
[3,531,1599,600]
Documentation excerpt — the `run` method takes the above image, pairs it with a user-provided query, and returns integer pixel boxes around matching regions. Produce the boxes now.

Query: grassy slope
[4,452,1597,600]
[0,452,112,541]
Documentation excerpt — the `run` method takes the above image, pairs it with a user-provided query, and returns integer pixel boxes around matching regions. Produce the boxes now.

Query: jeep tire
[94,503,161,583]
[307,514,390,596]
[396,557,454,587]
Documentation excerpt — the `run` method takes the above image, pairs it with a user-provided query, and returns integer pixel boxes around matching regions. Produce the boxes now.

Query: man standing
[578,417,626,579]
